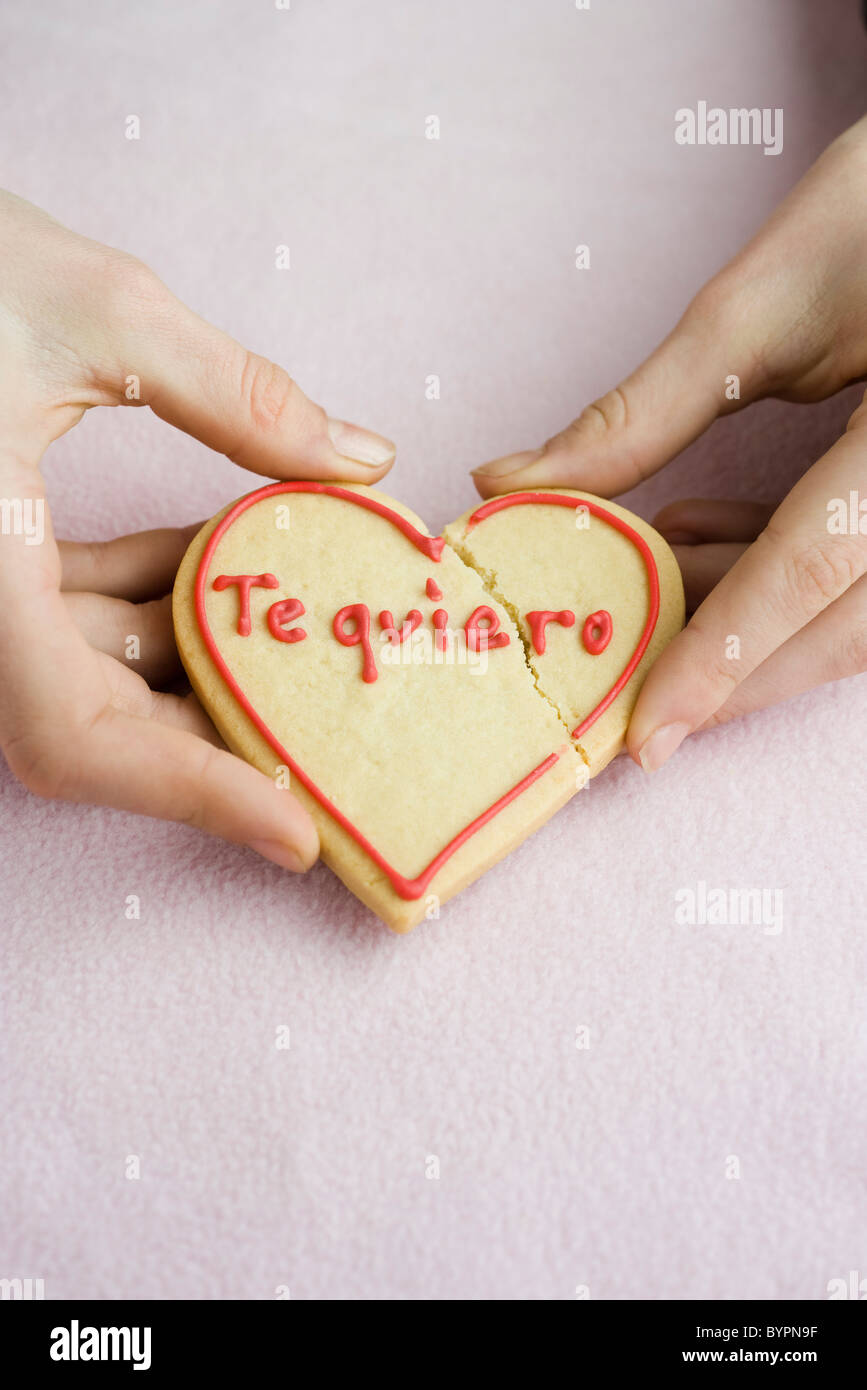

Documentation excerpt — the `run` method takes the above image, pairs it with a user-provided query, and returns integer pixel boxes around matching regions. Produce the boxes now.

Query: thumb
[117,269,395,481]
[471,288,752,498]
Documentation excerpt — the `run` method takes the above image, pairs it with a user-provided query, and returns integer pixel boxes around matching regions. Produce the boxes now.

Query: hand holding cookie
[472,114,867,770]
[0,190,396,871]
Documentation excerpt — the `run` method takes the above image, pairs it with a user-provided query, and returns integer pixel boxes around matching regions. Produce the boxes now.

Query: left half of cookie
[172,482,583,932]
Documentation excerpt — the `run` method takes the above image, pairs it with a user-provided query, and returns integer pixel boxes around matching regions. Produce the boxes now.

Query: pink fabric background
[3,0,866,1300]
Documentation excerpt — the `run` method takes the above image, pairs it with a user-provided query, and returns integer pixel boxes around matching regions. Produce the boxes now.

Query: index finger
[628,412,867,770]
[103,261,396,481]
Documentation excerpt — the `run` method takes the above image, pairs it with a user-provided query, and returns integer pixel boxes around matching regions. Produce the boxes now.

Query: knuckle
[553,386,646,486]
[686,273,773,392]
[175,742,223,833]
[99,252,166,311]
[679,619,742,702]
[565,385,630,441]
[685,273,737,333]
[688,264,757,334]
[239,352,298,436]
[780,534,865,615]
[697,654,741,705]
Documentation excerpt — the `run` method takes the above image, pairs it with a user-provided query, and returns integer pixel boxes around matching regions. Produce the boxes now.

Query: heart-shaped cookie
[173,484,683,930]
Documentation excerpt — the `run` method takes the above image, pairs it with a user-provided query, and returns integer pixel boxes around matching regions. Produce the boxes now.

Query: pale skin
[474,115,867,772]
[3,116,867,861]
[0,190,398,873]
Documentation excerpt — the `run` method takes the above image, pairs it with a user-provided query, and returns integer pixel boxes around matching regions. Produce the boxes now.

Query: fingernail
[637,721,691,773]
[471,450,542,479]
[248,838,308,873]
[327,417,395,468]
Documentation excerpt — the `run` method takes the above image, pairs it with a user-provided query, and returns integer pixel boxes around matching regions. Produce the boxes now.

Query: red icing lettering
[195,485,563,901]
[426,577,443,601]
[195,482,660,901]
[465,605,510,652]
[466,493,659,740]
[432,608,450,652]
[379,609,423,645]
[213,573,279,636]
[526,609,575,655]
[582,609,613,655]
[267,597,307,644]
[333,604,378,683]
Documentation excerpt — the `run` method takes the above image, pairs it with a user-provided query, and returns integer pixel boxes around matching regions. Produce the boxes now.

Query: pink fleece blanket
[2,0,866,1299]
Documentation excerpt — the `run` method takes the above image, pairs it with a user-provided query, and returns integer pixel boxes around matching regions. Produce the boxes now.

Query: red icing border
[465,492,660,739]
[194,482,564,901]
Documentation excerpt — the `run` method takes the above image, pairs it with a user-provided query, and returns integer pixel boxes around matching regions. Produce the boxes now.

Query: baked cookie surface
[173,483,683,930]
[445,490,685,776]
